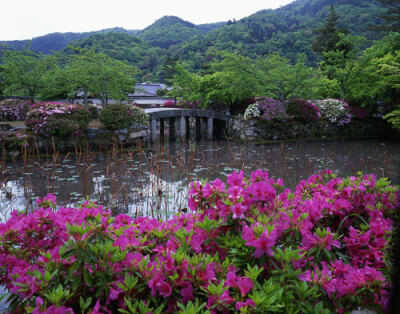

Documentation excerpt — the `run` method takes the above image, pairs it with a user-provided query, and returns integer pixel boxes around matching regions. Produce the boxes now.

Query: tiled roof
[130,83,166,97]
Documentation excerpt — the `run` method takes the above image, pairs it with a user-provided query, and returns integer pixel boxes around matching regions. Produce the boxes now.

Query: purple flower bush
[25,102,91,137]
[286,98,321,122]
[244,98,286,121]
[0,170,398,313]
[0,99,31,121]
[256,97,287,121]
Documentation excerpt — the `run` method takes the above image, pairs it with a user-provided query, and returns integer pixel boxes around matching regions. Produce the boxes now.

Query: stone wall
[1,124,149,157]
[229,117,396,142]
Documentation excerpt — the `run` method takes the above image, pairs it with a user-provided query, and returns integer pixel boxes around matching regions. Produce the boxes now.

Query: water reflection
[1,139,399,222]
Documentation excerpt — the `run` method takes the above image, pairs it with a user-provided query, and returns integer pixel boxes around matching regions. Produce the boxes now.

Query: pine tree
[312,5,340,56]
[375,0,400,32]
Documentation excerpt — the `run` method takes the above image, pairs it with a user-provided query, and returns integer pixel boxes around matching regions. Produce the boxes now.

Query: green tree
[347,33,400,107]
[312,5,352,62]
[65,48,137,106]
[375,0,400,32]
[172,53,259,112]
[321,34,366,100]
[256,53,322,102]
[384,106,400,130]
[1,48,58,102]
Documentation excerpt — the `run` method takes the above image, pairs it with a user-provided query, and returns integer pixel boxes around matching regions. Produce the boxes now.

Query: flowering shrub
[163,101,175,108]
[177,100,200,109]
[163,100,200,109]
[0,99,31,121]
[25,102,91,137]
[99,104,149,130]
[256,97,287,121]
[315,99,352,126]
[243,103,260,120]
[286,98,321,121]
[87,103,103,119]
[0,171,398,313]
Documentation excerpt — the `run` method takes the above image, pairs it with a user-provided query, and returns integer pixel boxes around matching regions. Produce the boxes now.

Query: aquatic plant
[0,170,398,313]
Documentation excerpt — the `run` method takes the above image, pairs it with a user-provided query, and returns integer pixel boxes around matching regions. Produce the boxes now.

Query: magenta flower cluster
[286,98,321,121]
[0,99,31,121]
[0,170,398,313]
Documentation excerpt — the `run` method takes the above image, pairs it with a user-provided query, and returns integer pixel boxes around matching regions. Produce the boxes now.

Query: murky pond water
[1,139,399,222]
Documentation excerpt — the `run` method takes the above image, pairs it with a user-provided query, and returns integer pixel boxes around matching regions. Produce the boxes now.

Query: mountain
[61,32,165,80]
[0,28,139,55]
[136,16,203,49]
[171,0,386,69]
[0,0,389,79]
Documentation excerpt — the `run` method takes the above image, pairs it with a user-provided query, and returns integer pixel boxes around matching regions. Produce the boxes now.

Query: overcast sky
[1,0,295,41]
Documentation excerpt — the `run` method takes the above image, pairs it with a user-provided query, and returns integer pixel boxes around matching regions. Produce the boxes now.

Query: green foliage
[137,16,203,49]
[384,105,400,130]
[65,48,136,106]
[344,32,400,107]
[62,32,164,80]
[375,0,400,32]
[99,104,148,131]
[321,34,366,100]
[0,48,59,101]
[256,53,322,102]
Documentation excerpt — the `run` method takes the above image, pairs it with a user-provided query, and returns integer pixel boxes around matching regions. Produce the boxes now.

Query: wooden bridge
[144,108,231,142]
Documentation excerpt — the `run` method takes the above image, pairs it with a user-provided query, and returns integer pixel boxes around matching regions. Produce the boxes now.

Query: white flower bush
[315,99,352,126]
[244,103,260,120]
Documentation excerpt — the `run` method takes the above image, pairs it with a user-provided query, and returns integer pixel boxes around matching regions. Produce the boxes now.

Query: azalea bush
[286,98,321,122]
[25,102,91,137]
[87,103,103,119]
[0,99,31,121]
[99,104,149,131]
[256,97,287,121]
[243,103,260,120]
[163,100,200,109]
[315,99,352,126]
[0,170,399,313]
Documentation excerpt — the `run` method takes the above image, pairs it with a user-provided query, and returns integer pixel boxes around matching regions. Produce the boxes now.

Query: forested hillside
[0,0,392,81]
[171,0,386,69]
[136,16,220,49]
[61,32,165,80]
[0,28,139,55]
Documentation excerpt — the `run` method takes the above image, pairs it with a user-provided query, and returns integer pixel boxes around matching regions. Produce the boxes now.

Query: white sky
[1,0,295,41]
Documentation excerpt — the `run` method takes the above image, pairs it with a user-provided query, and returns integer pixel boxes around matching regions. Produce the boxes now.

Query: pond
[1,139,399,222]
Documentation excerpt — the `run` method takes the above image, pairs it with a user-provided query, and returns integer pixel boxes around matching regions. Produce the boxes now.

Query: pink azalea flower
[235,299,256,311]
[245,228,278,258]
[227,170,244,187]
